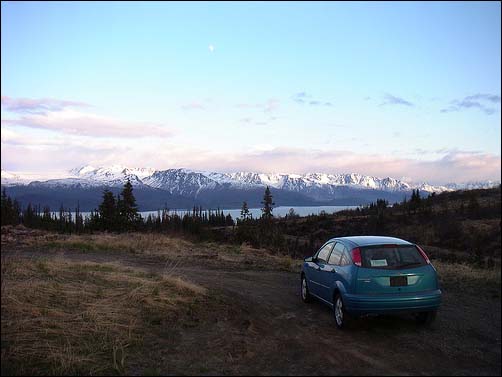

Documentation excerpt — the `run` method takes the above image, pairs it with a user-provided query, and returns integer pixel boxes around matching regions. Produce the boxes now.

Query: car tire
[416,310,437,326]
[301,275,312,303]
[333,293,352,329]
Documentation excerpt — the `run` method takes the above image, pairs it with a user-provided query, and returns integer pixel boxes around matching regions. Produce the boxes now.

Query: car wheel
[301,275,312,303]
[416,310,437,326]
[333,293,351,329]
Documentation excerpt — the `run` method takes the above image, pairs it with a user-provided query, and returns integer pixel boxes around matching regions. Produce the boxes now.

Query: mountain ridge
[2,165,500,211]
[2,165,499,193]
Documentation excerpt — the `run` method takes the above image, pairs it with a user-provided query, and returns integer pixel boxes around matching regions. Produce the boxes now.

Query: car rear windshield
[360,245,426,269]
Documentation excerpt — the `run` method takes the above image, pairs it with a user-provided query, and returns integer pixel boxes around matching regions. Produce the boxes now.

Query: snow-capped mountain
[67,166,440,195]
[68,165,156,186]
[2,165,499,210]
[18,165,452,194]
[0,170,25,186]
[0,169,61,186]
[143,169,219,197]
[3,165,499,199]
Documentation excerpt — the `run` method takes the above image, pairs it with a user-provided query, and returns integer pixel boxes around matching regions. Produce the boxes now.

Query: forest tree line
[1,181,500,267]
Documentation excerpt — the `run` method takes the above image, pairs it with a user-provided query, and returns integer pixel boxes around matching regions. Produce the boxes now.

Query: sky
[1,1,501,184]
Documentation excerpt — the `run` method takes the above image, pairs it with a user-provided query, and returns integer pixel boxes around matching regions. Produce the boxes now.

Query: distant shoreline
[50,205,361,220]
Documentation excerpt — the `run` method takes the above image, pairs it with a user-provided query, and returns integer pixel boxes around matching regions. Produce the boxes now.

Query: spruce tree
[118,179,141,229]
[1,188,7,224]
[0,189,20,226]
[240,201,251,220]
[98,190,117,231]
[0,188,13,225]
[261,186,275,220]
[225,213,234,226]
[12,199,21,225]
[24,203,35,228]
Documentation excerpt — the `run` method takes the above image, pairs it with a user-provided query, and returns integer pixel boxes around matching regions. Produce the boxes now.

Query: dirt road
[2,247,501,375]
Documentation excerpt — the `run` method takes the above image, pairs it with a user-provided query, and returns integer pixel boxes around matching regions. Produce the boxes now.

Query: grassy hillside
[265,187,501,266]
[1,223,500,375]
[1,256,209,375]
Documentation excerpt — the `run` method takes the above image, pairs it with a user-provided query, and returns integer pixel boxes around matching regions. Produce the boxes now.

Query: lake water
[139,205,359,219]
[57,205,359,220]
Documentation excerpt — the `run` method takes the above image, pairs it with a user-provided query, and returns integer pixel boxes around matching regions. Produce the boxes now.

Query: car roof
[328,236,413,248]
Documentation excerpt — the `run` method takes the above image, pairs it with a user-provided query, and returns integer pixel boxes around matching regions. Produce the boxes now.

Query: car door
[318,242,344,302]
[307,242,334,297]
[334,243,354,296]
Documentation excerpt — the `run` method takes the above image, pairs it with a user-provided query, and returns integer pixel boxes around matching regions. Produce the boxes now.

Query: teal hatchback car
[301,236,441,328]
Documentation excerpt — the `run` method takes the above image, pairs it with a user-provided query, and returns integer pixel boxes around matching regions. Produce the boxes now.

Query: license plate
[390,276,408,287]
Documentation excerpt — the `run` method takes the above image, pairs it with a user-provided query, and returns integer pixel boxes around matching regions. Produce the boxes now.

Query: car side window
[340,248,351,266]
[316,242,334,263]
[328,242,344,266]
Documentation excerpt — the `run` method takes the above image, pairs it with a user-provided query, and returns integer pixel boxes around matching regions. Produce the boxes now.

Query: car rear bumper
[344,289,442,315]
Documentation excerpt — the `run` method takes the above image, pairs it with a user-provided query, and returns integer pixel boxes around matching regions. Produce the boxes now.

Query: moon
[208,44,215,53]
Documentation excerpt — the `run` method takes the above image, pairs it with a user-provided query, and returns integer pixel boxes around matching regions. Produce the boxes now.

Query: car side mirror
[304,256,313,263]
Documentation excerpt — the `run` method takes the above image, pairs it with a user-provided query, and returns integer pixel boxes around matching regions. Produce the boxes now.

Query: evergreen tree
[287,208,299,219]
[261,186,275,220]
[98,190,117,231]
[11,199,20,225]
[225,213,234,226]
[409,189,421,214]
[0,189,20,226]
[75,202,83,233]
[118,179,141,229]
[24,203,36,228]
[1,188,7,224]
[0,188,13,225]
[240,201,251,220]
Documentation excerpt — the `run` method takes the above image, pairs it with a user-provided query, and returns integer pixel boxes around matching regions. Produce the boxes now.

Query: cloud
[126,146,501,184]
[181,102,205,110]
[263,99,279,113]
[1,130,120,174]
[292,92,333,107]
[1,96,90,114]
[234,98,279,113]
[292,92,310,104]
[237,117,270,126]
[441,93,500,115]
[380,93,414,107]
[464,94,501,103]
[235,103,259,109]
[3,130,499,184]
[2,109,173,138]
[216,148,499,184]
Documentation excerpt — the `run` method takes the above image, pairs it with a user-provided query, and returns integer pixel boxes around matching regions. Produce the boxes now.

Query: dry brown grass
[31,232,196,256]
[433,260,501,298]
[1,256,206,375]
[21,230,301,272]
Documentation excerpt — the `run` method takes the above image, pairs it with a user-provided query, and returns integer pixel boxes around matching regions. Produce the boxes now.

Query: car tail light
[351,247,362,266]
[416,245,431,264]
